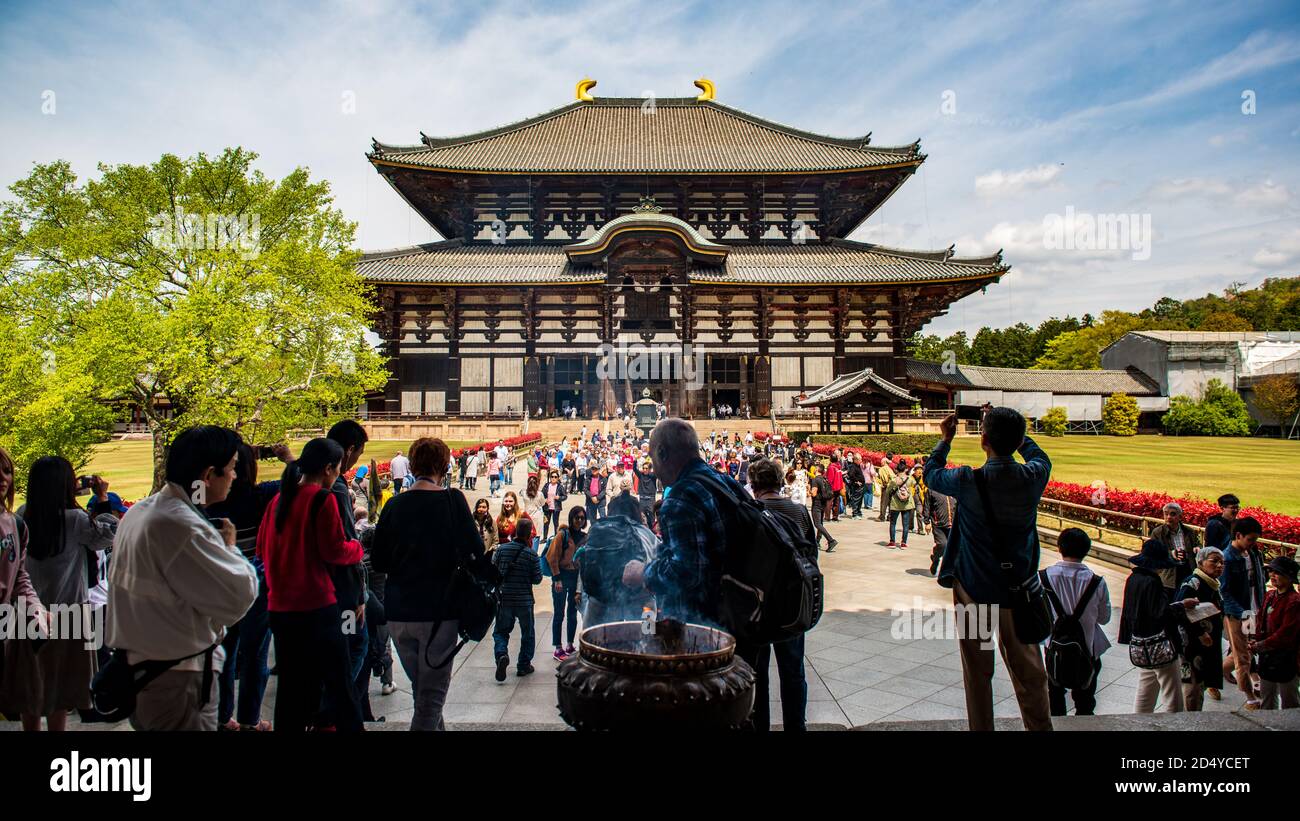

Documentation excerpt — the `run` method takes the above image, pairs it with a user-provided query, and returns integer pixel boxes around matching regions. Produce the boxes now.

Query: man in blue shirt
[622,419,742,625]
[924,408,1053,731]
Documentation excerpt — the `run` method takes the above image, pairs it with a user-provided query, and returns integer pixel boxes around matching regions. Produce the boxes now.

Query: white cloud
[974,164,1062,197]
[1251,228,1300,269]
[1143,177,1292,210]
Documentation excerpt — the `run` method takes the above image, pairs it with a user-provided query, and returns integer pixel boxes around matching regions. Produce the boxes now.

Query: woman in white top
[521,474,545,533]
[787,469,808,506]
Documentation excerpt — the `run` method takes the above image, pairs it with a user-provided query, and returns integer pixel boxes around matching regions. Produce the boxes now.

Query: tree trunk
[150,423,168,494]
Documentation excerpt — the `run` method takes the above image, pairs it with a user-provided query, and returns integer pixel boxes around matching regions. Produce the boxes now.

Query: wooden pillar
[888,406,895,433]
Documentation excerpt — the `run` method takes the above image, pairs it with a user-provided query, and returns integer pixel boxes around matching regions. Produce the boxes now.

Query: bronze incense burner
[556,619,755,730]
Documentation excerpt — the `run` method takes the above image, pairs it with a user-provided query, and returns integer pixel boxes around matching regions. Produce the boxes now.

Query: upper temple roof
[369,98,923,175]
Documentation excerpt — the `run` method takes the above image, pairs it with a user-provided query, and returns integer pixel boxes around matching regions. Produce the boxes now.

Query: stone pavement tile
[823,677,869,700]
[882,643,950,664]
[821,663,894,688]
[839,686,918,714]
[873,675,946,700]
[841,705,895,727]
[926,686,974,710]
[992,698,1028,718]
[501,701,566,723]
[445,679,519,704]
[804,629,861,647]
[808,659,851,677]
[855,654,922,676]
[376,707,414,725]
[808,645,870,665]
[926,652,968,672]
[905,664,966,687]
[806,678,835,702]
[1095,657,1129,682]
[887,700,968,722]
[804,701,851,727]
[442,703,508,723]
[508,685,561,708]
[838,637,899,656]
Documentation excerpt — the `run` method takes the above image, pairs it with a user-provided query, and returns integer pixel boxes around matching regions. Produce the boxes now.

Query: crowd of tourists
[0,404,1295,733]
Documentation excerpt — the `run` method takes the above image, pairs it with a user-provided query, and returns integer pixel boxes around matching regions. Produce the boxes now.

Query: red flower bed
[1042,481,1300,545]
[344,432,542,480]
[803,436,1300,546]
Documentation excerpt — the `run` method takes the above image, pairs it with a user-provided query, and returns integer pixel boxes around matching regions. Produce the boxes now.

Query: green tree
[0,309,115,490]
[1034,311,1154,369]
[1252,374,1299,431]
[1198,311,1253,332]
[970,323,1037,369]
[1102,392,1140,436]
[1040,406,1068,437]
[0,149,388,491]
[1161,378,1254,436]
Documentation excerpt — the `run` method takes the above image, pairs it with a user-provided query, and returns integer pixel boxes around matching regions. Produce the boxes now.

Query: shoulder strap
[1039,570,1066,617]
[1073,574,1103,619]
[14,512,28,548]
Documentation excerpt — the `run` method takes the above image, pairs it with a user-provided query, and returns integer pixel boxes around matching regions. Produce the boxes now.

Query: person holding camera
[3,459,117,731]
[923,408,1053,731]
[106,426,258,731]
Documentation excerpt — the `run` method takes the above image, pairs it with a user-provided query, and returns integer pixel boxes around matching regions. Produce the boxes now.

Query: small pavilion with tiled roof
[797,367,919,433]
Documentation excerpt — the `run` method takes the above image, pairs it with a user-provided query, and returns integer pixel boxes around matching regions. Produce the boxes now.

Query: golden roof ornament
[633,196,664,214]
[576,78,597,102]
[694,78,715,101]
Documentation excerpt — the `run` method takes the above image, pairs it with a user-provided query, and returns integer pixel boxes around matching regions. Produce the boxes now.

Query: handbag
[973,469,1052,644]
[1257,648,1299,683]
[423,493,502,670]
[1128,632,1177,670]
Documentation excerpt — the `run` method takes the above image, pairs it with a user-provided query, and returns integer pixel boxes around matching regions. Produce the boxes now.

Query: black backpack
[1040,571,1103,690]
[703,473,823,644]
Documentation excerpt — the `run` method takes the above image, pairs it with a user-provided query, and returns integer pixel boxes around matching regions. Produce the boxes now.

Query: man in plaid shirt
[622,419,744,623]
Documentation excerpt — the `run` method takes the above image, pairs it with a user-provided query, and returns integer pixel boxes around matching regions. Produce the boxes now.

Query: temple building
[358,79,1008,418]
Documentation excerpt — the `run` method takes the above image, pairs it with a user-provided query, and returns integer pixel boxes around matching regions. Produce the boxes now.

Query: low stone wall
[362,420,523,441]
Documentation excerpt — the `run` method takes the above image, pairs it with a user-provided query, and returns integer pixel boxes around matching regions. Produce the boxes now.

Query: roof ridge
[371,98,920,159]
[359,238,464,261]
[830,237,1005,266]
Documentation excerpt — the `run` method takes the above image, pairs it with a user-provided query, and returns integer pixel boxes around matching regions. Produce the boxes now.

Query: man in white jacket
[107,425,258,731]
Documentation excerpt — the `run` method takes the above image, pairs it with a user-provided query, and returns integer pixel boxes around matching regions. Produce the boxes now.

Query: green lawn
[75,438,476,504]
[60,434,1300,517]
[943,435,1300,516]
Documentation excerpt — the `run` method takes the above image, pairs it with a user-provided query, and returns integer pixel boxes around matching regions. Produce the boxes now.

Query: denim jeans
[552,570,580,647]
[864,486,874,509]
[585,502,603,524]
[489,475,501,494]
[218,563,272,726]
[493,604,537,668]
[739,635,807,731]
[889,509,914,544]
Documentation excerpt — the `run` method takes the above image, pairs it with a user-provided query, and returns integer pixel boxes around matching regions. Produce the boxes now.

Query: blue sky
[2,0,1299,333]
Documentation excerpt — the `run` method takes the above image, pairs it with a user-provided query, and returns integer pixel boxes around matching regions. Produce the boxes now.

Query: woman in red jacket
[257,437,364,732]
[826,457,845,521]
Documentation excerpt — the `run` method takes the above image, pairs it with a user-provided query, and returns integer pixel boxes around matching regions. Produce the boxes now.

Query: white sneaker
[380,683,396,696]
